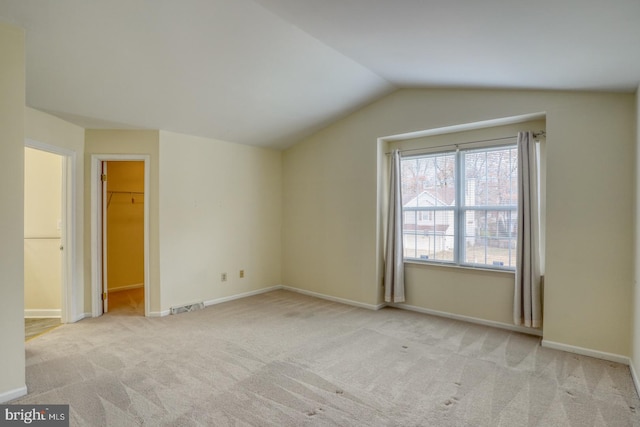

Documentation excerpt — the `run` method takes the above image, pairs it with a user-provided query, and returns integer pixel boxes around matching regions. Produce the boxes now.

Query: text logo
[0,405,69,427]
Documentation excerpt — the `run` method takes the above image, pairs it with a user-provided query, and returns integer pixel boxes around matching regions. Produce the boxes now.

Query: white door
[24,147,64,320]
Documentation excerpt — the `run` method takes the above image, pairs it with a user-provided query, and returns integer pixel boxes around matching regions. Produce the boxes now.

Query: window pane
[463,209,517,268]
[401,152,456,262]
[464,146,518,207]
[401,153,456,209]
[403,208,455,262]
[403,210,418,259]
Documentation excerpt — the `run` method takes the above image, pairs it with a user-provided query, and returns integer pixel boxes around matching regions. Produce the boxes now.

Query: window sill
[404,259,516,275]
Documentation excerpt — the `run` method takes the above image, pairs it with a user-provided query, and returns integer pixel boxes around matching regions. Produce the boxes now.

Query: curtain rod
[386,130,546,155]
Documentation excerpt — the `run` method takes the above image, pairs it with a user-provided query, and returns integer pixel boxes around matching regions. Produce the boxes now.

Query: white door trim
[101,161,108,313]
[91,154,151,317]
[25,139,76,324]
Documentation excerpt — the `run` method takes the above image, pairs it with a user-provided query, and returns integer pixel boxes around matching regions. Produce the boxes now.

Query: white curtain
[384,149,405,303]
[514,131,542,328]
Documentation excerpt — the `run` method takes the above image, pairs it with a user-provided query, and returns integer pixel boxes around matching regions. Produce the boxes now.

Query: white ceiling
[1,0,639,149]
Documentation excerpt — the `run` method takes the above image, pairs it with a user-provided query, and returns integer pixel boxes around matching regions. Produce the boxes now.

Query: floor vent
[170,302,204,315]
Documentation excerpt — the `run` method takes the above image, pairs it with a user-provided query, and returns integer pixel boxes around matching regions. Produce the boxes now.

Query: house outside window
[401,144,518,269]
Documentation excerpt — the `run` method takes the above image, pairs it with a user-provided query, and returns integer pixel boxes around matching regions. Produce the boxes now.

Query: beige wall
[0,22,26,402]
[159,130,282,311]
[24,148,62,314]
[283,88,635,357]
[106,161,144,291]
[25,107,85,321]
[84,130,160,313]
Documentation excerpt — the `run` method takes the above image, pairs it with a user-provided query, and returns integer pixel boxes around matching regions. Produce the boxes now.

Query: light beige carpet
[13,290,640,426]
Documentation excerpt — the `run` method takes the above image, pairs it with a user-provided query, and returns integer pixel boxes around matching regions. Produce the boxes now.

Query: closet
[104,161,144,314]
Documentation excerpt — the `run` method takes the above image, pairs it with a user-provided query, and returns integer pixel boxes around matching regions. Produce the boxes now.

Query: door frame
[91,154,150,317]
[25,139,76,324]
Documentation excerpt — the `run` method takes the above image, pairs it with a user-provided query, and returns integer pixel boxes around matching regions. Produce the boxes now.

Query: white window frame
[401,143,518,271]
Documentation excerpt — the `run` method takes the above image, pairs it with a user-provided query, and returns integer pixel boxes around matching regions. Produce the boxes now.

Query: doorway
[103,161,145,315]
[91,155,150,317]
[24,147,62,330]
[23,139,77,332]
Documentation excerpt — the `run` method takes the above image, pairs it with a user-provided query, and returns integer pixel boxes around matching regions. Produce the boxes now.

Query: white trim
[147,310,170,317]
[281,286,386,310]
[204,286,284,308]
[25,139,77,324]
[630,360,640,398]
[24,309,61,318]
[91,156,99,317]
[380,112,546,143]
[390,302,543,336]
[541,340,630,365]
[404,259,517,275]
[91,155,151,318]
[0,385,27,403]
[154,285,386,316]
[108,283,144,293]
[71,312,92,322]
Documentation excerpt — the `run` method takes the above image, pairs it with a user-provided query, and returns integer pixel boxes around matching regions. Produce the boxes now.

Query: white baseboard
[390,302,543,337]
[24,309,61,318]
[204,285,284,308]
[541,339,630,365]
[152,286,285,317]
[280,286,386,311]
[157,285,384,316]
[0,385,27,403]
[147,310,169,317]
[630,360,640,398]
[108,283,144,293]
[27,311,89,323]
[70,312,92,323]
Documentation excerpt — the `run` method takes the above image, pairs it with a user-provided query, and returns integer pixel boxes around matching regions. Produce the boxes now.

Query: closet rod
[386,130,546,155]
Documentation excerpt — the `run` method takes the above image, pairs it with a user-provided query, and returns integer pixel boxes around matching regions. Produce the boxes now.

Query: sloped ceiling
[1,0,639,149]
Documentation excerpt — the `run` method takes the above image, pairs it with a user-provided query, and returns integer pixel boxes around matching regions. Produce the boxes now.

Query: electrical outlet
[239,270,245,278]
[221,273,227,282]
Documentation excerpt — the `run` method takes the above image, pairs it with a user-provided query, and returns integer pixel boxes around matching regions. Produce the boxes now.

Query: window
[401,144,518,269]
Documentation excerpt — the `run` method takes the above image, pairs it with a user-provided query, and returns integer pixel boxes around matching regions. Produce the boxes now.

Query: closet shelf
[107,191,145,208]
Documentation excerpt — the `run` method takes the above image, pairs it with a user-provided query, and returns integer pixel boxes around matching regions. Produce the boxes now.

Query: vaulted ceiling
[1,0,639,149]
